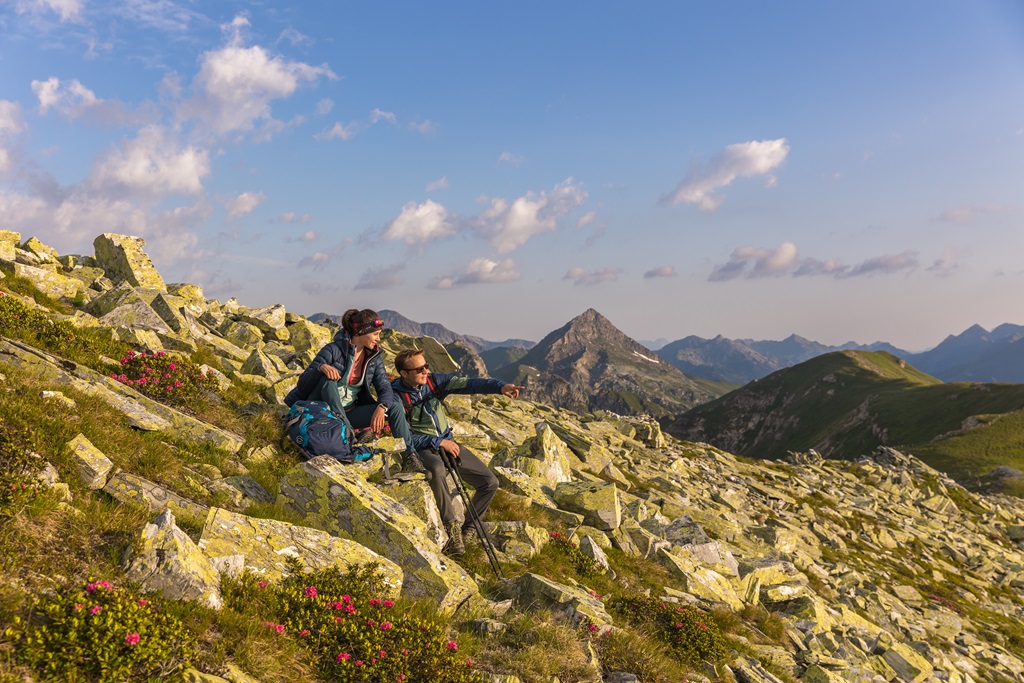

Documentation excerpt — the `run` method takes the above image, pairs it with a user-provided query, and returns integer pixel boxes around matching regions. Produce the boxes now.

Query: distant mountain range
[664,349,1024,492]
[492,309,724,417]
[654,324,1024,385]
[312,308,1024,386]
[309,310,534,355]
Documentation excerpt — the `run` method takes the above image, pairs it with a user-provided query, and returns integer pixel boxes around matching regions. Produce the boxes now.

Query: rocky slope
[4,231,1024,682]
[494,308,720,418]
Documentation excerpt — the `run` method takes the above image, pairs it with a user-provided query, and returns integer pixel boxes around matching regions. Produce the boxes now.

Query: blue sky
[1,1,1023,350]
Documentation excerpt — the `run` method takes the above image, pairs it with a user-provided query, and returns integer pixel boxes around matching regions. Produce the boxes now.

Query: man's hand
[319,363,341,381]
[501,384,525,399]
[439,439,461,458]
[370,405,387,433]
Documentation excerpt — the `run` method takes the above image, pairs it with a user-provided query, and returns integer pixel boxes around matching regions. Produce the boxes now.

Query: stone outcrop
[198,507,403,591]
[276,456,478,612]
[122,509,222,609]
[93,233,167,291]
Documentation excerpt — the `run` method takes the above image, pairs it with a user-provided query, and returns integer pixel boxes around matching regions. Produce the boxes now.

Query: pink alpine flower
[379,621,393,630]
[336,652,351,662]
[446,640,458,650]
[125,632,140,646]
[89,605,102,615]
[382,599,394,607]
[257,581,269,588]
[304,586,318,599]
[368,598,381,606]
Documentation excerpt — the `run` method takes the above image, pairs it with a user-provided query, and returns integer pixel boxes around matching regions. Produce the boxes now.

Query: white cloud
[937,204,1009,225]
[497,151,524,167]
[277,211,311,223]
[426,176,449,192]
[316,121,357,141]
[0,149,11,173]
[382,199,457,246]
[355,263,404,290]
[316,98,334,116]
[225,191,266,220]
[710,242,919,281]
[473,178,587,253]
[927,247,960,276]
[710,242,798,281]
[663,138,789,210]
[564,266,622,287]
[179,18,336,139]
[644,265,676,279]
[299,251,331,270]
[0,101,25,134]
[17,0,81,21]
[839,251,918,278]
[370,108,396,124]
[409,119,436,134]
[31,77,157,125]
[89,125,210,197]
[575,211,596,229]
[430,258,520,289]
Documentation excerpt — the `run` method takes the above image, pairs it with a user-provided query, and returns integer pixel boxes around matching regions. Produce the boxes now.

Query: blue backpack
[282,401,373,463]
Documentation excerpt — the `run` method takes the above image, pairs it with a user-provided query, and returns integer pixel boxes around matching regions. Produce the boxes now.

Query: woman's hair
[341,308,382,337]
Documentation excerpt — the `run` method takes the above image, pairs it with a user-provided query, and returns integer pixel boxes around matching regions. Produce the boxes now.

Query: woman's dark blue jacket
[283,329,396,409]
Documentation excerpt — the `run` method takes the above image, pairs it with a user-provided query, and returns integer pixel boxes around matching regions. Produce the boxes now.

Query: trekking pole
[438,450,503,580]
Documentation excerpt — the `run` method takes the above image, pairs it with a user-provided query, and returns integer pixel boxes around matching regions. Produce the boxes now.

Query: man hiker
[391,347,525,556]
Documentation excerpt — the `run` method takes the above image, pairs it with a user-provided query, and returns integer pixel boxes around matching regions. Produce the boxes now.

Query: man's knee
[478,469,499,494]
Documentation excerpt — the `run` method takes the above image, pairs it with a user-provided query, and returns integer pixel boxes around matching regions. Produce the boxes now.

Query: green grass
[672,350,1024,493]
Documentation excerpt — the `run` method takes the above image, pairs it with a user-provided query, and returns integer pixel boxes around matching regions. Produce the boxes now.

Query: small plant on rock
[0,290,83,354]
[222,562,478,683]
[110,350,218,410]
[10,580,195,682]
[609,595,726,666]
[548,531,602,578]
[0,424,43,515]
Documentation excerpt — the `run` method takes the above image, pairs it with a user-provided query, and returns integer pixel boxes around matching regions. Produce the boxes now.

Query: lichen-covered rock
[383,480,447,547]
[123,509,222,609]
[166,282,206,307]
[276,456,478,611]
[149,293,189,332]
[93,233,166,291]
[511,573,612,628]
[104,469,209,522]
[578,535,612,574]
[236,304,286,335]
[198,507,403,591]
[482,521,550,560]
[65,433,113,489]
[657,547,744,611]
[0,261,81,299]
[546,421,616,472]
[552,480,621,530]
[207,476,273,508]
[493,423,579,491]
[240,348,281,381]
[220,320,264,348]
[0,230,20,260]
[288,318,333,363]
[21,236,60,263]
[98,296,172,334]
[492,466,557,508]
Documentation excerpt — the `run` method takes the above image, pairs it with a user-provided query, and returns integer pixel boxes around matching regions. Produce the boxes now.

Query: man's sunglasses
[402,363,430,373]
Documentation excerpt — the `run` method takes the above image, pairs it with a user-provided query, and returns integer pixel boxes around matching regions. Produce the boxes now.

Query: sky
[1,1,1023,351]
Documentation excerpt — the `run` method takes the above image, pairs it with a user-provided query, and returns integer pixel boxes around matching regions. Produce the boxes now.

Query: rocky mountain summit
[3,231,1024,681]
[495,308,720,419]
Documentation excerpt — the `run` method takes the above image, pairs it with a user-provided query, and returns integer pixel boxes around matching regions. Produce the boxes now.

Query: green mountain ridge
[666,349,1024,493]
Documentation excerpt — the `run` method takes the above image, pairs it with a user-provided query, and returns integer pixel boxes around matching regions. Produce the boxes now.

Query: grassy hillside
[667,350,1024,491]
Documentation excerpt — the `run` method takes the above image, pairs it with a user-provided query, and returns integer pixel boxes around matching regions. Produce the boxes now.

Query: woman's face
[352,330,381,349]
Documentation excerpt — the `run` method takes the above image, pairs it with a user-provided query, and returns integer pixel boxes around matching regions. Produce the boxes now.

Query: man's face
[399,354,430,388]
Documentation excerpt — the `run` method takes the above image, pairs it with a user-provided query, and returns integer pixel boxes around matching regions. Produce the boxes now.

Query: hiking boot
[443,522,465,556]
[401,451,427,475]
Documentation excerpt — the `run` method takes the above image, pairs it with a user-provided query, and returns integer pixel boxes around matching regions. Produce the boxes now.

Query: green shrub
[10,580,195,682]
[0,424,43,515]
[0,290,83,354]
[223,562,477,683]
[609,595,726,666]
[548,531,602,578]
[109,350,218,410]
